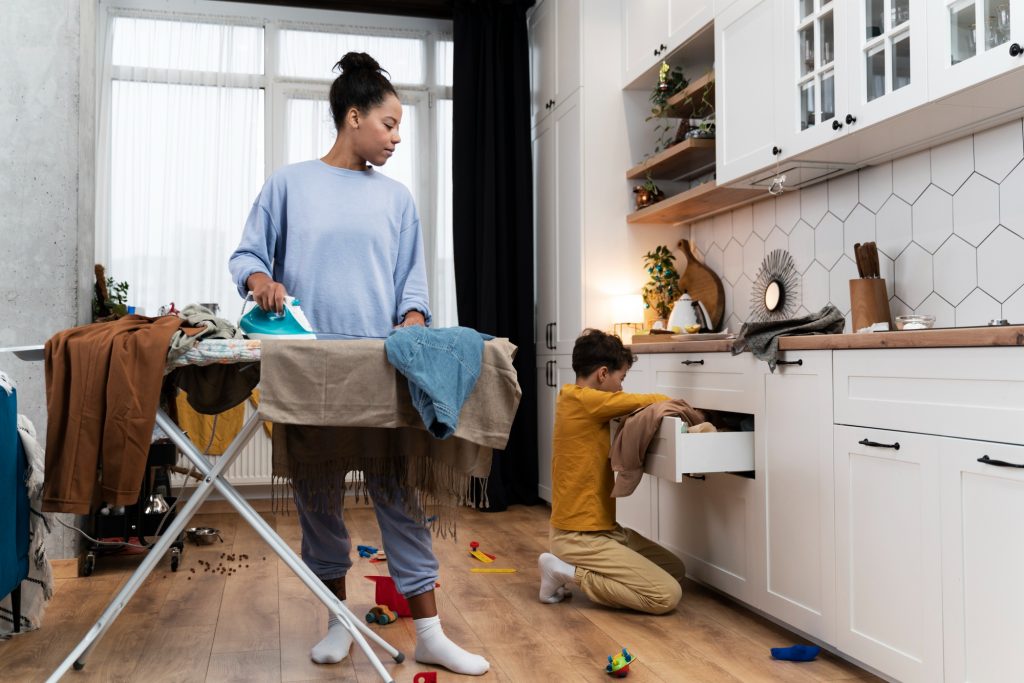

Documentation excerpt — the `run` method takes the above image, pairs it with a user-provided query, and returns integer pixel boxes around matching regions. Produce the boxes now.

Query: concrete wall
[0,0,96,560]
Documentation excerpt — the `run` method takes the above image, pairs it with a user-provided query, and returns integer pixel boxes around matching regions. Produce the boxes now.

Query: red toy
[606,648,636,677]
[365,575,411,617]
[413,673,437,683]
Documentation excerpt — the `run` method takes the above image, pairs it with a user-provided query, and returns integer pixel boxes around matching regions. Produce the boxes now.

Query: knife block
[849,278,892,331]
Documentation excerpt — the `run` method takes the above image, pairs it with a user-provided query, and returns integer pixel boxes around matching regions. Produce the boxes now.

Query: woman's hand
[397,310,426,328]
[246,272,287,314]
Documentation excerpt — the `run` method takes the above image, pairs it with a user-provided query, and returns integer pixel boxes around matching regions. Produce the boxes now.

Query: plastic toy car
[606,648,636,677]
[365,604,397,625]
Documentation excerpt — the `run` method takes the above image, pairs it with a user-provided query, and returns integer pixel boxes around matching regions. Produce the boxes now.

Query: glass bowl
[895,314,936,330]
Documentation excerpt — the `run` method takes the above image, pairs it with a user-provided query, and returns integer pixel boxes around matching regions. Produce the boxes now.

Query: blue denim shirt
[385,326,494,439]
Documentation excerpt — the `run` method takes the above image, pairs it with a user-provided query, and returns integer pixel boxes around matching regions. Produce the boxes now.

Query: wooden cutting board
[677,238,725,331]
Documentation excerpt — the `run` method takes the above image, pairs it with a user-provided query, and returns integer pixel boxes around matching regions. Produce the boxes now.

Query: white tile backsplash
[688,117,1024,331]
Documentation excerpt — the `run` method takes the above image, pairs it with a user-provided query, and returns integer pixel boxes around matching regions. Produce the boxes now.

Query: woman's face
[349,93,403,167]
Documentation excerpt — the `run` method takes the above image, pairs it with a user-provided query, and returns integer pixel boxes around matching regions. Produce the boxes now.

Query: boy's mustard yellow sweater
[550,384,669,531]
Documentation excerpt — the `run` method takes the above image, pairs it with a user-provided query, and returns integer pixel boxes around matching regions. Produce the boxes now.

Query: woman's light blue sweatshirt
[229,160,432,340]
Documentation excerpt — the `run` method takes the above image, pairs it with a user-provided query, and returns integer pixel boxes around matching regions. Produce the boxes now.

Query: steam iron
[239,294,317,340]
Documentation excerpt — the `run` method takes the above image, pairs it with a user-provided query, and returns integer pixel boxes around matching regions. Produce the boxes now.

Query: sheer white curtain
[97,13,265,316]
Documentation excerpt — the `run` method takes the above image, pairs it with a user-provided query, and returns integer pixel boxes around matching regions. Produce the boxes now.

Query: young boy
[538,329,687,614]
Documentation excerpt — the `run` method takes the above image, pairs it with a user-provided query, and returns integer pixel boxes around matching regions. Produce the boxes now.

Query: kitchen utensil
[865,242,879,278]
[850,278,892,331]
[186,527,223,545]
[894,314,936,330]
[667,293,699,331]
[854,242,866,278]
[677,238,725,331]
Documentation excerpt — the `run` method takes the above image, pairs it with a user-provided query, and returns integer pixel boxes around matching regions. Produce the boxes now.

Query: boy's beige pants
[549,524,686,614]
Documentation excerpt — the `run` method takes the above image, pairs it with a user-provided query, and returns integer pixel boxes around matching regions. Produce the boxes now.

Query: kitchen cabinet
[615,354,658,538]
[529,0,580,129]
[622,0,713,87]
[536,354,575,503]
[757,349,836,641]
[928,0,1024,100]
[833,425,944,683]
[941,439,1024,683]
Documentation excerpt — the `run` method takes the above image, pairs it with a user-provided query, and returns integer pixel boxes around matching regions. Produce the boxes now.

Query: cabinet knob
[659,43,667,51]
[845,114,857,125]
[772,145,782,156]
[832,119,843,130]
[653,48,660,57]
[1010,43,1023,57]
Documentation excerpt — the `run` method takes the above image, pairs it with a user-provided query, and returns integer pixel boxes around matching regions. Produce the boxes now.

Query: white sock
[538,552,576,604]
[414,615,490,675]
[311,606,353,665]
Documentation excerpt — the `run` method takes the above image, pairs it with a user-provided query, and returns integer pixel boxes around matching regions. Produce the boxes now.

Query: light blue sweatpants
[292,477,439,599]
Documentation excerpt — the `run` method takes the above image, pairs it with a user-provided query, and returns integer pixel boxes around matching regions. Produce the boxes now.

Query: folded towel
[731,305,845,371]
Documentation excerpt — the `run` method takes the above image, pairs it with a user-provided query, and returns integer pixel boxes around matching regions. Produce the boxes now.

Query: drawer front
[645,417,755,481]
[650,352,758,413]
[834,347,1024,445]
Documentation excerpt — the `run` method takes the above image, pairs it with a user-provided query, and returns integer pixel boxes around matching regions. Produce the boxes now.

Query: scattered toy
[468,540,496,562]
[413,672,437,683]
[357,544,380,558]
[364,604,398,625]
[770,644,820,662]
[606,648,636,678]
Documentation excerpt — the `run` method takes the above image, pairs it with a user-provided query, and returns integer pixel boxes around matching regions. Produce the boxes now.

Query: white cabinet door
[529,0,581,128]
[669,0,712,49]
[533,115,556,350]
[622,0,670,86]
[616,354,658,536]
[715,0,781,184]
[759,350,835,641]
[928,0,1024,100]
[553,89,583,349]
[834,425,944,683]
[648,351,759,414]
[555,0,581,107]
[941,439,1024,683]
[536,355,575,502]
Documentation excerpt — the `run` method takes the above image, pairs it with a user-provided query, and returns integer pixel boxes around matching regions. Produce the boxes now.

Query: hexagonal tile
[801,182,828,226]
[974,118,1023,183]
[733,274,754,322]
[789,220,815,274]
[956,288,1001,326]
[743,234,766,277]
[795,305,811,317]
[876,195,912,259]
[859,162,893,212]
[1000,160,1024,239]
[815,212,844,268]
[721,282,734,323]
[879,251,895,300]
[930,135,974,193]
[713,212,733,249]
[978,227,1024,301]
[775,189,801,234]
[726,313,743,334]
[732,204,753,245]
[890,296,914,320]
[1001,284,1024,325]
[704,244,725,281]
[802,261,829,312]
[844,204,876,261]
[915,292,955,328]
[828,173,859,220]
[723,239,743,285]
[764,227,789,257]
[953,173,1000,246]
[693,218,714,254]
[753,197,775,239]
[912,185,953,253]
[829,256,859,315]
[895,242,933,309]
[933,235,977,305]
[893,148,931,203]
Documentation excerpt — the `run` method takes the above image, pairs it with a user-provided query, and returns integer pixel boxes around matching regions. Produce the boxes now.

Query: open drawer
[643,417,754,481]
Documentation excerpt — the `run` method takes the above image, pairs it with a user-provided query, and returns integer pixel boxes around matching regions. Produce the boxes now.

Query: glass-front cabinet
[852,0,928,123]
[929,0,1024,99]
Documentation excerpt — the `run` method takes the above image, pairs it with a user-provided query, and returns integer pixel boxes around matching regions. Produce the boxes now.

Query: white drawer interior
[644,417,755,481]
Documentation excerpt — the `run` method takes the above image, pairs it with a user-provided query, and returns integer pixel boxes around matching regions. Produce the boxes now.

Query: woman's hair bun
[335,52,381,74]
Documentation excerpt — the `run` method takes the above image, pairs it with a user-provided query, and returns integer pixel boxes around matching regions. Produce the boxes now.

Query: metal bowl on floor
[186,527,223,545]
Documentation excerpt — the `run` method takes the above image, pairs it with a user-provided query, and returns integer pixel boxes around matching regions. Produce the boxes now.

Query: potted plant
[645,61,688,154]
[632,174,665,210]
[641,245,681,325]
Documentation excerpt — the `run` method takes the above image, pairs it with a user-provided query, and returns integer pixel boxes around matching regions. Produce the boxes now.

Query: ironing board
[4,341,405,683]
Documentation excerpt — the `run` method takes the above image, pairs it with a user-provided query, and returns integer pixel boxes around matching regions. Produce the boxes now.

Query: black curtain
[453,0,538,510]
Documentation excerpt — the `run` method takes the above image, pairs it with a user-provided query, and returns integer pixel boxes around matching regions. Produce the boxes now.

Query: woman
[229,52,488,676]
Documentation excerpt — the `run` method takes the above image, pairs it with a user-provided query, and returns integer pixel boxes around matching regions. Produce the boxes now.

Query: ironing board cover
[167,338,261,370]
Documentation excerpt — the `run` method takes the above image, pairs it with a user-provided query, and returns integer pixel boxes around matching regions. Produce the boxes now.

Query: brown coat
[43,315,197,513]
[609,399,704,498]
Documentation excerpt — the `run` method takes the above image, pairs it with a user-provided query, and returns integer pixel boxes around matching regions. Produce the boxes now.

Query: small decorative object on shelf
[642,245,682,322]
[632,175,665,210]
[92,263,130,322]
[647,61,688,154]
[750,249,800,322]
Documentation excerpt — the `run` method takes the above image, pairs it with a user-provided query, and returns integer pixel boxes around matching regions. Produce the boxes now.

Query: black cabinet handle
[544,101,550,110]
[978,455,1024,468]
[772,145,782,156]
[680,359,704,366]
[549,99,555,107]
[845,114,857,125]
[1010,43,1022,57]
[544,322,552,349]
[660,43,667,51]
[777,359,803,366]
[832,119,843,130]
[550,322,557,349]
[858,438,900,450]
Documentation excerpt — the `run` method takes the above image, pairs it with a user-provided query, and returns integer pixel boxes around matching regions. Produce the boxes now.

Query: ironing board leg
[45,412,263,683]
[154,411,402,683]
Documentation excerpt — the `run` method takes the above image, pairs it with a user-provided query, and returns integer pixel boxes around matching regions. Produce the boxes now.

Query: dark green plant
[93,268,129,320]
[641,245,681,319]
[645,62,688,154]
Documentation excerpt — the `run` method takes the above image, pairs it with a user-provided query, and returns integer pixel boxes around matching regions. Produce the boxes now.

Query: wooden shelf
[626,181,764,225]
[665,72,715,120]
[625,138,715,181]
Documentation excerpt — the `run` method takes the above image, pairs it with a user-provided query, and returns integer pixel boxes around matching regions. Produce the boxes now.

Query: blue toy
[357,544,379,558]
[770,644,821,662]
[605,648,636,677]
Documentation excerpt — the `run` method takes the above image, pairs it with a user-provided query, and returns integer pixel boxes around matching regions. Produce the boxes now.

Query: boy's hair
[572,328,634,377]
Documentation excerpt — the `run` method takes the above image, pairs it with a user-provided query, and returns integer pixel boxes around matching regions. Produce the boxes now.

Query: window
[97,1,456,326]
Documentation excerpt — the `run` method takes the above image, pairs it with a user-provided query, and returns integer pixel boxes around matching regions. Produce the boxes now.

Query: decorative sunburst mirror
[750,249,800,322]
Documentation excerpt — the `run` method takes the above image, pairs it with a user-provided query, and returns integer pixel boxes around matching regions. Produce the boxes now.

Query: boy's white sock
[538,552,576,603]
[311,607,353,664]
[414,615,490,675]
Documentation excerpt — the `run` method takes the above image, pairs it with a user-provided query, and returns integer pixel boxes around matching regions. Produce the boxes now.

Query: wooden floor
[1,502,880,682]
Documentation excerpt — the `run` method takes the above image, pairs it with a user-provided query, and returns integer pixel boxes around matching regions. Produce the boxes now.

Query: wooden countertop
[630,325,1024,353]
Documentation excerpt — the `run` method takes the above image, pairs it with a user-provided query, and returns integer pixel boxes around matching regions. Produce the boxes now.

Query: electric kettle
[667,293,712,333]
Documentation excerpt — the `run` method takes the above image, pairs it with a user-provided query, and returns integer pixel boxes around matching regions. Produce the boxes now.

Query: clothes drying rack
[4,344,404,683]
